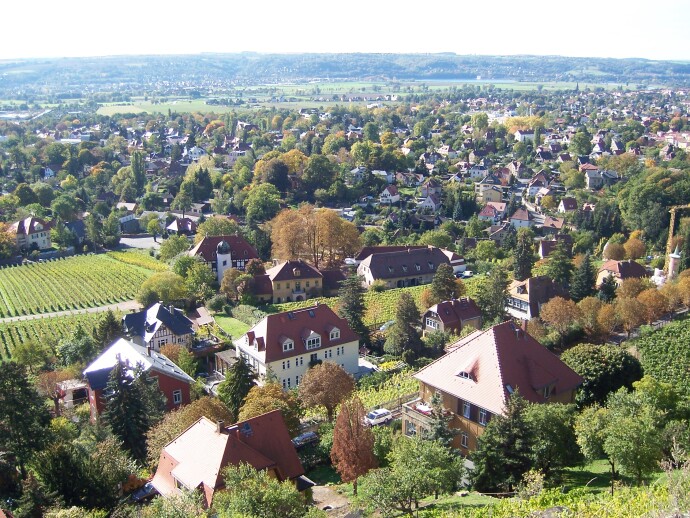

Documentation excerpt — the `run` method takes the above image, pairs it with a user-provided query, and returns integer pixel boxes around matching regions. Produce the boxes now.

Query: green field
[0,254,156,317]
[0,312,114,361]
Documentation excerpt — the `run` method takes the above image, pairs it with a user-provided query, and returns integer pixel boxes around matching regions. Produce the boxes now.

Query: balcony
[402,398,434,424]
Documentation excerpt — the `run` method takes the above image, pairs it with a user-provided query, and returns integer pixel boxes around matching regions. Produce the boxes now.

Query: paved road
[120,236,161,250]
[0,299,141,324]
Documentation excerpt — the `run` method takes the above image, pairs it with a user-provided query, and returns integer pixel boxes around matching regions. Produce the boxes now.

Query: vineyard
[634,318,690,396]
[0,312,111,360]
[0,254,156,317]
[106,250,169,272]
[271,277,482,328]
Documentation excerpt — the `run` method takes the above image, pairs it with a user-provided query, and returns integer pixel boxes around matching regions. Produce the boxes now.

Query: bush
[205,294,227,313]
[231,305,267,326]
[368,280,387,292]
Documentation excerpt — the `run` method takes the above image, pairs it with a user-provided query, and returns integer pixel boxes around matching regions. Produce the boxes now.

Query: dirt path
[0,299,141,324]
[311,485,353,516]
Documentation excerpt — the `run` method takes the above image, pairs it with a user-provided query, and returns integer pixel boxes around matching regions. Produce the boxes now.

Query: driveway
[120,236,161,250]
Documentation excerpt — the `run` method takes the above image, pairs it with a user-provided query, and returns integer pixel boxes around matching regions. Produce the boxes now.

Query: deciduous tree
[330,396,377,495]
[159,234,191,261]
[615,296,645,336]
[624,237,646,260]
[539,296,579,344]
[475,266,509,323]
[299,362,355,422]
[193,217,240,244]
[637,288,668,324]
[137,271,187,306]
[545,244,574,288]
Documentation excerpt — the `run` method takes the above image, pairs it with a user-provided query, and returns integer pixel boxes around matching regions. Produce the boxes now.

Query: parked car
[130,482,158,503]
[364,408,392,426]
[462,271,474,278]
[292,431,319,448]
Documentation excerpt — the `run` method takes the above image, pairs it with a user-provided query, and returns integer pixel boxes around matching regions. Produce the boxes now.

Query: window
[306,281,310,288]
[415,263,421,271]
[336,346,340,356]
[287,377,291,388]
[276,283,281,290]
[285,282,290,289]
[462,402,471,419]
[282,340,294,352]
[286,360,290,369]
[405,420,417,436]
[479,408,488,426]
[282,379,287,389]
[173,390,182,405]
[428,262,434,270]
[310,353,318,363]
[461,432,469,448]
[295,375,300,386]
[222,260,227,266]
[425,317,439,330]
[402,265,408,272]
[458,371,472,380]
[543,385,553,399]
[306,336,321,350]
[315,280,319,286]
[330,329,340,340]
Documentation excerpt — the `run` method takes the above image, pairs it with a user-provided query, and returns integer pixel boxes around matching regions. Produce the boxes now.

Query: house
[234,304,360,386]
[151,411,311,508]
[510,208,533,228]
[255,260,323,304]
[478,204,502,224]
[488,222,514,246]
[189,235,259,283]
[65,219,86,245]
[540,216,565,234]
[558,197,578,213]
[422,298,482,336]
[537,234,573,259]
[379,185,400,204]
[123,302,195,351]
[10,216,52,250]
[357,246,451,289]
[352,245,427,265]
[166,217,197,236]
[505,276,567,321]
[440,249,467,275]
[83,338,195,420]
[402,321,582,452]
[419,194,442,212]
[468,164,489,179]
[514,129,536,143]
[596,260,649,287]
[420,178,442,197]
[476,185,503,204]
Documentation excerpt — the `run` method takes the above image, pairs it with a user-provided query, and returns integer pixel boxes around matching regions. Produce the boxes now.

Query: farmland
[0,312,113,361]
[0,254,156,317]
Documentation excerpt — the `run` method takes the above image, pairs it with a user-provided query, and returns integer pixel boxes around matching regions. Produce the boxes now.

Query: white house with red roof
[189,235,259,283]
[509,208,533,228]
[379,184,400,204]
[234,304,360,388]
[401,321,582,452]
[10,216,52,250]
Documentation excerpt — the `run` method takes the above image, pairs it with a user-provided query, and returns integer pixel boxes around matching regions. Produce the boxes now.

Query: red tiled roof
[598,260,649,280]
[189,235,258,264]
[152,410,304,507]
[266,260,322,282]
[414,321,583,416]
[511,208,532,221]
[426,298,482,326]
[11,216,51,236]
[242,304,359,363]
[559,197,578,211]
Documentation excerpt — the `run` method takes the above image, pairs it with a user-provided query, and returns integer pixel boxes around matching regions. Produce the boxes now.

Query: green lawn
[214,315,250,338]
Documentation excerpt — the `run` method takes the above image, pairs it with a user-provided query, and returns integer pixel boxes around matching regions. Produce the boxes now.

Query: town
[0,52,689,518]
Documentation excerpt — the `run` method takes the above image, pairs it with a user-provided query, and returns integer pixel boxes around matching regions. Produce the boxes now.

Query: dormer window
[542,384,554,399]
[402,265,408,272]
[329,328,340,340]
[388,266,394,273]
[306,336,321,350]
[428,262,434,270]
[415,263,421,271]
[293,268,301,277]
[458,371,472,380]
[282,340,294,352]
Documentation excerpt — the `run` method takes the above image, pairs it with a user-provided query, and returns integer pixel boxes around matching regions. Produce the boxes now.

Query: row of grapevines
[0,255,153,317]
[106,250,169,272]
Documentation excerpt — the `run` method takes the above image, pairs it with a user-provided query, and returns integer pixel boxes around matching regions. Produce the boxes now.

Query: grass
[214,315,250,338]
[417,491,497,516]
[306,465,341,486]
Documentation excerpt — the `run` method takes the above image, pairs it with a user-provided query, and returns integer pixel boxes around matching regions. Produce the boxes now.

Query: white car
[462,271,474,278]
[364,408,392,426]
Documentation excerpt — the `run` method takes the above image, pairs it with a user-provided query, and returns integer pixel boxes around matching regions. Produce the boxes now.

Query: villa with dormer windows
[234,304,360,389]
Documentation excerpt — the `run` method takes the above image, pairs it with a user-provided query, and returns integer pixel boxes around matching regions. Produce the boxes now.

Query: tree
[423,391,458,449]
[12,339,51,374]
[84,214,103,251]
[360,436,461,516]
[137,271,187,306]
[159,234,191,262]
[576,296,605,342]
[216,357,256,420]
[302,154,335,192]
[147,218,161,240]
[615,297,645,337]
[540,296,579,344]
[330,396,377,495]
[146,488,207,518]
[193,217,240,244]
[0,363,51,477]
[93,309,122,347]
[244,184,281,225]
[603,242,626,260]
[384,292,423,358]
[545,244,573,288]
[513,227,535,281]
[569,131,592,156]
[245,258,266,276]
[637,288,668,324]
[171,191,193,218]
[561,344,643,407]
[0,223,16,260]
[104,360,165,461]
[185,262,216,301]
[429,263,458,305]
[524,403,582,480]
[598,273,618,302]
[570,252,596,302]
[57,324,98,366]
[238,382,302,437]
[337,274,368,345]
[624,237,646,260]
[617,277,649,299]
[475,266,509,322]
[470,393,532,492]
[214,463,309,518]
[13,183,38,206]
[35,368,73,417]
[299,362,355,423]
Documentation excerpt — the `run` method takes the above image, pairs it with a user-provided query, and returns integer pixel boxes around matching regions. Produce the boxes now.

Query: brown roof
[321,269,346,292]
[189,235,258,264]
[542,216,564,230]
[252,274,273,295]
[11,216,51,236]
[151,410,304,506]
[511,208,532,221]
[508,275,567,317]
[414,321,583,415]
[360,246,450,280]
[426,298,482,326]
[559,197,578,211]
[243,304,359,363]
[266,260,322,282]
[598,260,649,280]
[355,245,426,262]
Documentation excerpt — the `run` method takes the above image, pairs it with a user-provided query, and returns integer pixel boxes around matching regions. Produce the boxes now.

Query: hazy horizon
[3,0,688,62]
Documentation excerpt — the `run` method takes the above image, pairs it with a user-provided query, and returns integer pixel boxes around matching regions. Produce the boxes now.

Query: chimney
[216,420,225,434]
[169,304,175,315]
[147,344,152,356]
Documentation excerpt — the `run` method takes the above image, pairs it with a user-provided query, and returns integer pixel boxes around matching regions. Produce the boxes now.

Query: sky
[1,0,688,61]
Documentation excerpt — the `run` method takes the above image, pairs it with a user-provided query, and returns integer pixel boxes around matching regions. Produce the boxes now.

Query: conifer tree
[513,228,535,281]
[598,273,618,303]
[430,263,458,305]
[423,392,458,449]
[545,243,574,288]
[570,252,596,301]
[384,292,423,358]
[217,357,256,420]
[93,309,122,347]
[337,274,369,344]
